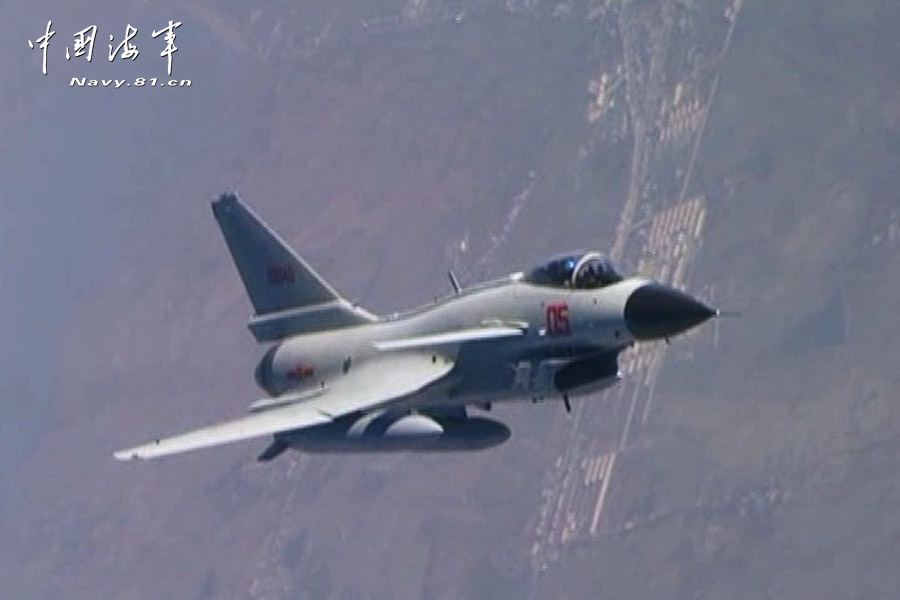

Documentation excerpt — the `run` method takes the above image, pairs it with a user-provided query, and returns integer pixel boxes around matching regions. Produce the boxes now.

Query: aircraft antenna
[447,270,462,295]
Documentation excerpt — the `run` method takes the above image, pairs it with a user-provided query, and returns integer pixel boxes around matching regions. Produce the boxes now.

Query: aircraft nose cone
[624,283,716,340]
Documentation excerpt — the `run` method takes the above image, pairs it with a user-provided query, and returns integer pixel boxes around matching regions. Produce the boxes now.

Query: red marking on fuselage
[546,302,571,336]
[286,364,315,380]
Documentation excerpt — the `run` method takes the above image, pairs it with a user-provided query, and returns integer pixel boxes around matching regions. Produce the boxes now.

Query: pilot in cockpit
[572,254,622,289]
[525,251,623,289]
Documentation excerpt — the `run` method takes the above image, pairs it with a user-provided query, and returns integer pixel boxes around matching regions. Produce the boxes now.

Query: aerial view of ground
[2,0,899,598]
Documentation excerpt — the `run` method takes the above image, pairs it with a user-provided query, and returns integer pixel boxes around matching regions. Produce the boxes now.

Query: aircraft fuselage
[256,276,648,409]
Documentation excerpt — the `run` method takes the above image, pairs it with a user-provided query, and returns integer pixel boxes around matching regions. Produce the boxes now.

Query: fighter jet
[114,193,717,462]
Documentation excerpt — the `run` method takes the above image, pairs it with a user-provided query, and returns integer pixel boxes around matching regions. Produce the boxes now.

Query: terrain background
[2,0,900,598]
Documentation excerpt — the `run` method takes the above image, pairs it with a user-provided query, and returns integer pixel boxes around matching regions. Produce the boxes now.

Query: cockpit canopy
[524,251,623,289]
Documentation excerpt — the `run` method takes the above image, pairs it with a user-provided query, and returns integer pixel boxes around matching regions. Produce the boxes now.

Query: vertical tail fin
[212,193,338,314]
[211,193,377,341]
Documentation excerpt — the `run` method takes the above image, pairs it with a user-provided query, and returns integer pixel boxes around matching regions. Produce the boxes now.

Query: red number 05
[546,302,570,336]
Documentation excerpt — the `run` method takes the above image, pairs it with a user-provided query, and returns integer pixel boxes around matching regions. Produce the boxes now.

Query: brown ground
[3,1,900,599]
